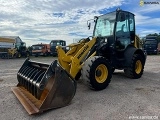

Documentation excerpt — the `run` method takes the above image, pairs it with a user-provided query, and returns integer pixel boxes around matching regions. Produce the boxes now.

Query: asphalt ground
[0,55,160,120]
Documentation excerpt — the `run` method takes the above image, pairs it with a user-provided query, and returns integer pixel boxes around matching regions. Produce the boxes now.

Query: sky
[0,0,160,46]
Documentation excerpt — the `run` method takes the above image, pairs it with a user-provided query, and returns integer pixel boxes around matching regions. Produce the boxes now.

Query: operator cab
[93,9,135,49]
[88,9,136,68]
[92,9,135,57]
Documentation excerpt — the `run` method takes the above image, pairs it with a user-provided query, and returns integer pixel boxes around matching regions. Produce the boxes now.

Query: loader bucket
[11,58,76,115]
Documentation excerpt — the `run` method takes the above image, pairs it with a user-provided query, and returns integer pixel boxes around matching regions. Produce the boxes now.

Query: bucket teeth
[32,71,45,98]
[28,69,39,93]
[17,64,46,99]
[25,68,36,91]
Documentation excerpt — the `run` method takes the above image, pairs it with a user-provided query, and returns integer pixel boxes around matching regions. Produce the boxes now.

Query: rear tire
[124,54,144,79]
[111,67,115,73]
[81,56,112,90]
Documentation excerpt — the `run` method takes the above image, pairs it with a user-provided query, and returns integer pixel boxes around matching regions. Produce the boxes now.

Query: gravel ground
[0,55,160,120]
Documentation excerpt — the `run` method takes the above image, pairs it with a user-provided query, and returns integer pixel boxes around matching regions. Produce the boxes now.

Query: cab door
[115,11,135,52]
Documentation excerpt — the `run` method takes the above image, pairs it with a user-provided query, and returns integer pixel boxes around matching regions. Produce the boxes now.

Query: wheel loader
[11,9,146,115]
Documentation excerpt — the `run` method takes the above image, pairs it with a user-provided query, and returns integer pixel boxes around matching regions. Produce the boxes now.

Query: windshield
[50,41,60,46]
[32,45,44,50]
[93,12,116,37]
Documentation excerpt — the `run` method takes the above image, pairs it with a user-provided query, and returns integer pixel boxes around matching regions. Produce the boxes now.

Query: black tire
[111,67,115,73]
[16,52,21,58]
[81,56,112,90]
[124,54,144,79]
[52,54,57,57]
[75,71,81,80]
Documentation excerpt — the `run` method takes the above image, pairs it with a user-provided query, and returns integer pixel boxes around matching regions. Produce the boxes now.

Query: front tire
[16,52,21,58]
[124,54,144,79]
[82,56,112,90]
[75,71,81,81]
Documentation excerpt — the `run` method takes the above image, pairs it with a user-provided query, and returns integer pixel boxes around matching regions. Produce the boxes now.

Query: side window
[60,41,65,46]
[129,13,135,41]
[116,12,129,34]
[62,41,66,46]
[129,14,134,31]
[60,41,63,46]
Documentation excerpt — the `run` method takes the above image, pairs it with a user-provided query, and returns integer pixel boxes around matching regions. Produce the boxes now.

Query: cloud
[135,13,160,37]
[136,28,160,37]
[0,0,125,46]
[0,0,159,46]
[138,2,160,13]
[135,12,160,26]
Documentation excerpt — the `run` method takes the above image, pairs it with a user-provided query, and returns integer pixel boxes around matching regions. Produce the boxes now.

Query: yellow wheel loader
[11,9,146,115]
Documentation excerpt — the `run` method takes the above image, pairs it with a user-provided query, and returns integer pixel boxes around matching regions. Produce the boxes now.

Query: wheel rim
[135,60,142,74]
[95,64,108,83]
